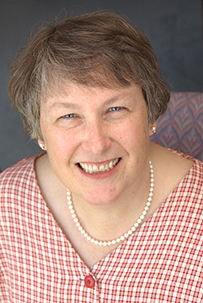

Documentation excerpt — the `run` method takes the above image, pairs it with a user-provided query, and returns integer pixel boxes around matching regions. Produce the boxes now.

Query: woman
[0,11,202,302]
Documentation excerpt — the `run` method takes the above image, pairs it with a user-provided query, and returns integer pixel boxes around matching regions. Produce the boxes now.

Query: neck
[70,166,152,242]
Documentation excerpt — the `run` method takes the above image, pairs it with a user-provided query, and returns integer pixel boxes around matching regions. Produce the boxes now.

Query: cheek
[43,127,78,159]
[117,119,149,149]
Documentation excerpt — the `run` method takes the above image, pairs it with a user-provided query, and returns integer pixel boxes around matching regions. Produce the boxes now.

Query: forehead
[41,81,144,109]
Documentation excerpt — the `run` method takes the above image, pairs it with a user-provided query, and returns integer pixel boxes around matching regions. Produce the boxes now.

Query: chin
[79,185,123,206]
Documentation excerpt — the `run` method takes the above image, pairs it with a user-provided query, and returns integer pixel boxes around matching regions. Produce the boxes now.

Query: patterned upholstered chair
[151,92,203,161]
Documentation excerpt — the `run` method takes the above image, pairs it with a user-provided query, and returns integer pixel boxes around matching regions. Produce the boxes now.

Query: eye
[105,106,128,121]
[109,107,123,112]
[61,113,77,119]
[56,112,82,128]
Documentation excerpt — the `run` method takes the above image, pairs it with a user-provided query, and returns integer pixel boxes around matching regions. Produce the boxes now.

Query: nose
[81,119,111,154]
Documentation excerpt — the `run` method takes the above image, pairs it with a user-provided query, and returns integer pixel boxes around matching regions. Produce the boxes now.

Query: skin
[38,82,154,211]
[36,81,193,267]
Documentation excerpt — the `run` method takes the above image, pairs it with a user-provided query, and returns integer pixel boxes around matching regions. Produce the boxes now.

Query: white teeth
[92,165,99,173]
[104,164,109,171]
[109,161,113,169]
[88,165,93,173]
[100,165,105,172]
[79,158,120,173]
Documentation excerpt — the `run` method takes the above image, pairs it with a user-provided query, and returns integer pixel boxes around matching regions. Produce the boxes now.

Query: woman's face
[39,82,154,205]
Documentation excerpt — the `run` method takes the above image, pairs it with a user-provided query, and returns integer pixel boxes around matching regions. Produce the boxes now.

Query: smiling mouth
[77,158,121,173]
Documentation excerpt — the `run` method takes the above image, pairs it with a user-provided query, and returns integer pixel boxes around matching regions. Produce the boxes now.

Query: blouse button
[84,275,95,288]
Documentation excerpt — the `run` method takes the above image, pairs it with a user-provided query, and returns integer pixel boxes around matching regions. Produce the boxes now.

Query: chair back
[151,92,203,161]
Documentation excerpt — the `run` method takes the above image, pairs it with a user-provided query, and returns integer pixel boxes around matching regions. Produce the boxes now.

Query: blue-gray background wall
[0,0,203,171]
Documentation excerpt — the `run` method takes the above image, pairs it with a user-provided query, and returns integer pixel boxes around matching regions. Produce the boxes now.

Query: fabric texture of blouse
[0,152,203,302]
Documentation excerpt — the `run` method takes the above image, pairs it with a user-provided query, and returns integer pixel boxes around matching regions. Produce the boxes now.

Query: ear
[38,140,46,151]
[149,122,157,136]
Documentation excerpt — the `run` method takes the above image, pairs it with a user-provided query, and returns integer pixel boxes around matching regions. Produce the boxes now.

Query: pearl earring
[39,143,45,150]
[152,126,156,134]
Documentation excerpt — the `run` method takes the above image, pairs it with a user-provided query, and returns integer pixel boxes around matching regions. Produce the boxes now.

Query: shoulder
[181,155,203,198]
[0,155,44,222]
[166,148,203,188]
[0,154,42,194]
[150,143,198,180]
[0,157,34,181]
[150,143,203,211]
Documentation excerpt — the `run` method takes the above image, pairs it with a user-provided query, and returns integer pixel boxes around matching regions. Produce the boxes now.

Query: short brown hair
[8,10,170,141]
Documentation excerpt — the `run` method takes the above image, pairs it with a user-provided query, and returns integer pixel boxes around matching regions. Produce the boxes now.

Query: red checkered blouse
[0,153,203,302]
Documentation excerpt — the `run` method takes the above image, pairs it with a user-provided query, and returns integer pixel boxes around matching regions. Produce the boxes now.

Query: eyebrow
[49,91,129,110]
[50,102,80,110]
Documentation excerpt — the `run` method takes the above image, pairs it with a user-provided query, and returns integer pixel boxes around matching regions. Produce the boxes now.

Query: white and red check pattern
[0,152,203,302]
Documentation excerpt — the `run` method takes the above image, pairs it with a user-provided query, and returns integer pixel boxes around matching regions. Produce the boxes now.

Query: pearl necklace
[67,160,154,246]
